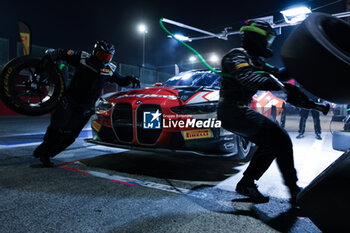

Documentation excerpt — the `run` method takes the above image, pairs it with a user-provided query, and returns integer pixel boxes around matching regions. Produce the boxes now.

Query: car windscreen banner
[18,20,31,55]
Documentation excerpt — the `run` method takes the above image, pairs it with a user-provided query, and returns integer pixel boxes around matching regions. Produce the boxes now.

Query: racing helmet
[92,40,115,65]
[240,20,276,58]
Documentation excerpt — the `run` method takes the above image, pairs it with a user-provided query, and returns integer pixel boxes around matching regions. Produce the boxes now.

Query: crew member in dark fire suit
[33,40,140,167]
[217,21,302,205]
[295,81,322,140]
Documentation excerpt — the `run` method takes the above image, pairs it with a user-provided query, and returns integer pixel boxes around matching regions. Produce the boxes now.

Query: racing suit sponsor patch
[235,62,249,69]
[100,68,111,73]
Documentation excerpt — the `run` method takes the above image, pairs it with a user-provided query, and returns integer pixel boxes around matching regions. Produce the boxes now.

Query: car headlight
[95,98,113,112]
[171,102,217,115]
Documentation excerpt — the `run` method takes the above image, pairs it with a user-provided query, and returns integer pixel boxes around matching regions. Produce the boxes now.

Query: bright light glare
[174,34,191,41]
[209,54,219,63]
[138,24,148,33]
[189,56,196,62]
[182,72,193,80]
[280,6,312,23]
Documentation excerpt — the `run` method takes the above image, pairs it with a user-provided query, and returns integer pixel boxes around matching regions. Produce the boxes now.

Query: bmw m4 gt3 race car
[87,70,285,159]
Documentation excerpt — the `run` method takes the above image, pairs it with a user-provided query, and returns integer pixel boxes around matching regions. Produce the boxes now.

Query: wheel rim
[239,137,251,157]
[13,67,56,108]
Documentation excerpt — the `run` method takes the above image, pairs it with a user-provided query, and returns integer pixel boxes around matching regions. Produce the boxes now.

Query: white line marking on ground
[88,145,128,153]
[0,142,41,149]
[296,135,325,187]
[61,162,207,199]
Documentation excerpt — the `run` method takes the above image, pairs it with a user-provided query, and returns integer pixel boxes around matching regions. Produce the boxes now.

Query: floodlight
[189,56,196,62]
[209,54,219,63]
[174,34,191,42]
[280,6,312,23]
[138,24,148,34]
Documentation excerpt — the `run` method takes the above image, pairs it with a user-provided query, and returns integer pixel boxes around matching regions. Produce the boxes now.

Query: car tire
[236,136,255,161]
[281,13,350,104]
[332,131,350,152]
[0,56,65,116]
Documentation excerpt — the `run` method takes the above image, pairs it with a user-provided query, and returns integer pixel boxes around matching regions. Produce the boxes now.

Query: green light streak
[159,18,232,77]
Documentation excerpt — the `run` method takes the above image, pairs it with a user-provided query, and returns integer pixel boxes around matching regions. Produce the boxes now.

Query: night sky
[0,0,347,71]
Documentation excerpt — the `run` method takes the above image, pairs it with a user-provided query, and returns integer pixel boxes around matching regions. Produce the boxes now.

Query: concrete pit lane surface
[0,115,344,233]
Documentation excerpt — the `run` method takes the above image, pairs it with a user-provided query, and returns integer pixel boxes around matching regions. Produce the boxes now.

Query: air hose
[159,18,232,77]
[160,18,334,116]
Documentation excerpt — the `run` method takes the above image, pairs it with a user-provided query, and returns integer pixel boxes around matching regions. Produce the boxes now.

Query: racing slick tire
[281,12,350,104]
[332,130,350,151]
[0,56,65,116]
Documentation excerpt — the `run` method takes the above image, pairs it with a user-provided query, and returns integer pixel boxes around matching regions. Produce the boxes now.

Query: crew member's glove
[284,83,311,108]
[125,75,141,88]
[276,67,290,81]
[284,83,330,115]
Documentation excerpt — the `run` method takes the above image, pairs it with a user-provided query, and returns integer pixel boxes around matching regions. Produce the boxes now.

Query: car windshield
[163,71,221,88]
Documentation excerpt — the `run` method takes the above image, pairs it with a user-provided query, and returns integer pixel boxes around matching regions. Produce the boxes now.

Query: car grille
[112,103,133,142]
[136,104,162,144]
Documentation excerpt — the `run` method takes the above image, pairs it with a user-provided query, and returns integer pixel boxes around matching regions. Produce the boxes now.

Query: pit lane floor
[0,114,345,233]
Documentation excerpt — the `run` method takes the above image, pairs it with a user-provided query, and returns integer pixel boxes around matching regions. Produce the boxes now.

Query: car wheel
[236,136,254,161]
[281,13,350,104]
[0,56,65,116]
[332,131,350,152]
[217,138,236,154]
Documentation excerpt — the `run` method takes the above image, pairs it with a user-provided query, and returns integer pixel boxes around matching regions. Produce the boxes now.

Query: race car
[87,70,285,159]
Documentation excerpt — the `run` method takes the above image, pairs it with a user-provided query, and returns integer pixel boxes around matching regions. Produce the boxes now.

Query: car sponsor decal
[185,91,219,104]
[115,94,178,100]
[143,110,162,129]
[202,91,219,101]
[175,87,199,102]
[184,92,202,104]
[182,129,212,140]
[92,120,102,132]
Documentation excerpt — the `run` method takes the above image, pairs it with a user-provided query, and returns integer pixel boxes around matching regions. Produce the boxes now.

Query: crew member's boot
[288,184,302,207]
[236,176,270,203]
[33,127,61,167]
[315,133,322,140]
[33,142,54,167]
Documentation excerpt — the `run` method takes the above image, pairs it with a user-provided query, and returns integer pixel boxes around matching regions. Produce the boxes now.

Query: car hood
[110,86,219,103]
